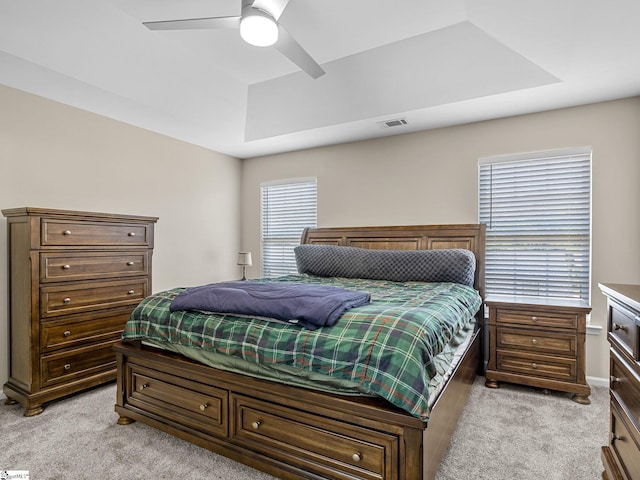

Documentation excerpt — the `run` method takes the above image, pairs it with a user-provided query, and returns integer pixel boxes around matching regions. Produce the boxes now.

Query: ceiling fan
[143,0,325,79]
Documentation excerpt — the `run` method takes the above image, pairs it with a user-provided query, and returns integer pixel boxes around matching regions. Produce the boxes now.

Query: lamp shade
[240,9,278,47]
[237,252,253,266]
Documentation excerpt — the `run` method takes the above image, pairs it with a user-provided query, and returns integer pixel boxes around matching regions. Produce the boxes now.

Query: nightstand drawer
[40,341,118,388]
[497,328,577,357]
[40,251,148,282]
[496,350,577,382]
[611,349,640,431]
[40,278,147,318]
[40,311,130,352]
[41,219,151,247]
[496,309,578,329]
[128,367,228,438]
[232,394,397,480]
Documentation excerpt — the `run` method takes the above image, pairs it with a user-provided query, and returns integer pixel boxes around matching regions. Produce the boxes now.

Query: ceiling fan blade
[251,0,291,21]
[143,16,241,31]
[274,24,325,79]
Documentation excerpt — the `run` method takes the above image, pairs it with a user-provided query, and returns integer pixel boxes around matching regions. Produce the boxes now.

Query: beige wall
[242,96,640,380]
[1,83,637,391]
[0,85,242,392]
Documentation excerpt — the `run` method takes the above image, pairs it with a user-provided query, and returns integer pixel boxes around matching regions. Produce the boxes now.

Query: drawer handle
[611,434,624,444]
[128,232,136,237]
[352,452,362,463]
[128,290,135,295]
[64,364,71,370]
[531,363,538,369]
[251,421,261,430]
[610,375,621,384]
[199,404,208,411]
[613,323,627,332]
[126,261,135,266]
[63,330,71,337]
[62,264,71,270]
[63,230,72,236]
[531,316,538,322]
[532,339,538,345]
[63,297,71,304]
[139,383,148,391]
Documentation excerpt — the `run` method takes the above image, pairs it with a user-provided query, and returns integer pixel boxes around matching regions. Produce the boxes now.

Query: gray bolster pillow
[294,244,476,286]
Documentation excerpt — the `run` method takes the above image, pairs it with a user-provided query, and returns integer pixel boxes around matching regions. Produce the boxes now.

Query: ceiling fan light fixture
[240,9,278,47]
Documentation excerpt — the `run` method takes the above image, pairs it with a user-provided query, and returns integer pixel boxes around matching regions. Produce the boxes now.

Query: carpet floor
[0,377,608,479]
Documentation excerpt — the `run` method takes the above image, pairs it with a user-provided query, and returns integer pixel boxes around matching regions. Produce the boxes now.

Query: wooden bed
[114,224,486,480]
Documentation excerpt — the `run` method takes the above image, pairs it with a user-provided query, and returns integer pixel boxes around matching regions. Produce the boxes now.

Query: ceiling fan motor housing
[240,2,279,47]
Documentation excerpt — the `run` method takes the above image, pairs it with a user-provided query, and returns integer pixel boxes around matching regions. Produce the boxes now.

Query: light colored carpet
[0,377,608,479]
[436,378,608,480]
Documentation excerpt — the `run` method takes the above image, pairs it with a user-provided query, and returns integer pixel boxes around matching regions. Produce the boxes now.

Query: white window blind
[479,148,591,302]
[261,178,317,277]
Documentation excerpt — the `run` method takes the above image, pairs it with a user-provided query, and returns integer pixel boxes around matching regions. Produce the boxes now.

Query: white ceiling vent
[377,118,408,129]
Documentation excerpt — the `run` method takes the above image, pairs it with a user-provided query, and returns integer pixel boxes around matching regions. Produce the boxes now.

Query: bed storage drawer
[41,219,152,247]
[231,394,398,480]
[126,365,228,438]
[40,251,149,282]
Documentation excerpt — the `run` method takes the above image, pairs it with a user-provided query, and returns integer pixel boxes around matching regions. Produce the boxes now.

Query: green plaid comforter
[123,275,482,421]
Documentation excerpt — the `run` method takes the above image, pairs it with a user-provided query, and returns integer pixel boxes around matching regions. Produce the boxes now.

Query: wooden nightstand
[484,295,591,404]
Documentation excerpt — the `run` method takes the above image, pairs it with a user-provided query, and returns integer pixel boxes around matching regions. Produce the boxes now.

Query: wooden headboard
[300,224,486,300]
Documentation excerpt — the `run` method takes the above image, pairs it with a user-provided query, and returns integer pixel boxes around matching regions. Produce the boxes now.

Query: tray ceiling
[1,0,639,158]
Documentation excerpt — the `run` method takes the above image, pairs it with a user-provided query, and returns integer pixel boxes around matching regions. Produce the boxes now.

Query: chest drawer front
[609,301,639,359]
[40,279,147,318]
[127,366,228,438]
[496,350,577,382]
[611,350,640,431]
[41,219,151,247]
[40,311,130,352]
[41,251,148,282]
[41,340,118,388]
[610,399,640,480]
[232,395,397,480]
[497,328,577,357]
[496,309,578,329]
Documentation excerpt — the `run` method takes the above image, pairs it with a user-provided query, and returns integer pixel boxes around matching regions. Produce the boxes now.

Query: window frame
[260,177,317,278]
[478,147,592,303]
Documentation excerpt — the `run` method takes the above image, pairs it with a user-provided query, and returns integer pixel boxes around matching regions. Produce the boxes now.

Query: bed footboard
[115,332,480,480]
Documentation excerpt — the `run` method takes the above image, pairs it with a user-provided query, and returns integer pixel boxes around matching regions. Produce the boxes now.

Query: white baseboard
[587,376,609,388]
[586,324,604,335]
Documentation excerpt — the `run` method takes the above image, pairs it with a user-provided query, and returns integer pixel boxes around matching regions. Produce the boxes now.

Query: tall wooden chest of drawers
[599,284,640,480]
[2,207,157,416]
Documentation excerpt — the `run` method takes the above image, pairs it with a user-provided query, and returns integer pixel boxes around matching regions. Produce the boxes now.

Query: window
[479,147,591,302]
[261,178,317,277]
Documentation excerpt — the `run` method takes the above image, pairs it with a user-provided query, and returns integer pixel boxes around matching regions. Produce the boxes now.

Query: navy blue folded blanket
[169,281,371,330]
